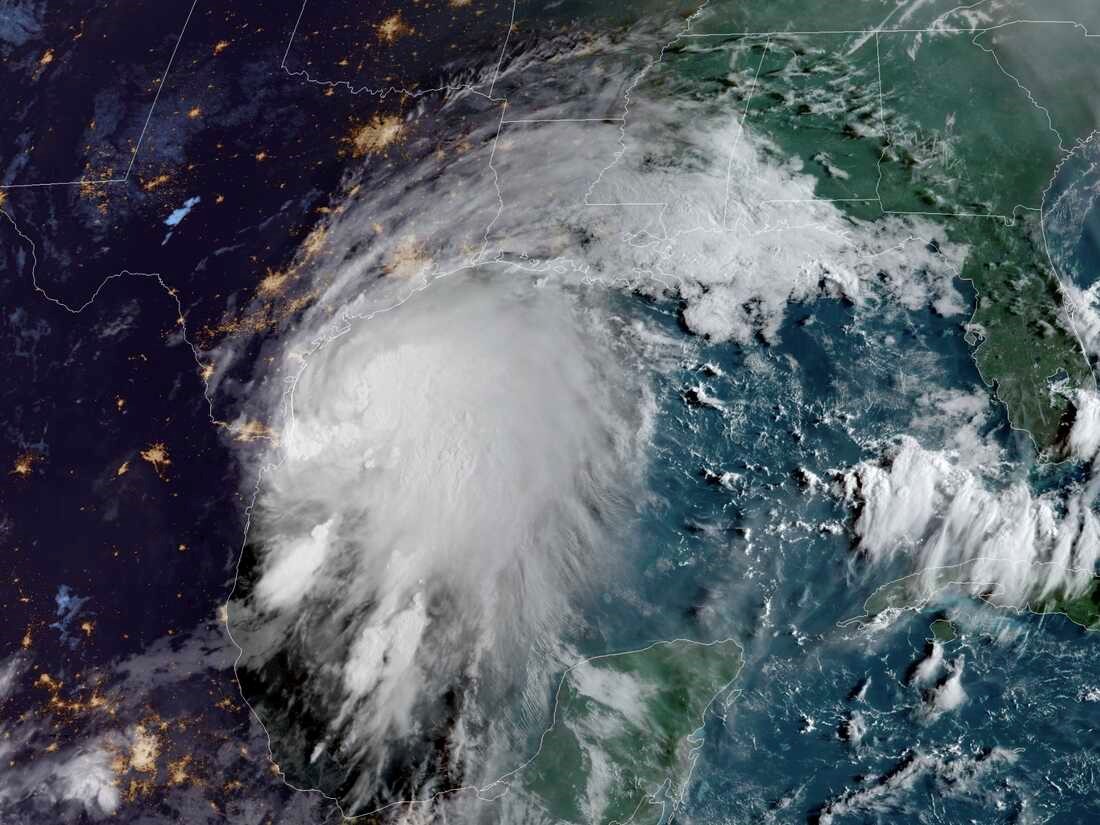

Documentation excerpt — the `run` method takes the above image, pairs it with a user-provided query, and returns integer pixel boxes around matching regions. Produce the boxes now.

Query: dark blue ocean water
[560,283,1100,823]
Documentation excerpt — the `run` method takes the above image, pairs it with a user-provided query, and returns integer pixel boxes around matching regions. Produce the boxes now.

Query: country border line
[0,0,200,191]
[279,0,515,102]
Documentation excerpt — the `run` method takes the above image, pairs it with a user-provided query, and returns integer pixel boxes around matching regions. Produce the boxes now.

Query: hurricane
[3,1,1080,823]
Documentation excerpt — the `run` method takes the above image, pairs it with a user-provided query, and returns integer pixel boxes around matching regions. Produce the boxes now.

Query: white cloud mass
[230,271,657,810]
[215,11,1069,818]
[839,435,1100,605]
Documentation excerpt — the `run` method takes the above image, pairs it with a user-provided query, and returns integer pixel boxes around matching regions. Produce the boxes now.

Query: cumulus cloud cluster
[1068,388,1100,461]
[910,643,968,720]
[816,745,1019,824]
[505,86,967,346]
[215,25,970,399]
[839,435,1100,606]
[532,93,968,345]
[216,12,1014,817]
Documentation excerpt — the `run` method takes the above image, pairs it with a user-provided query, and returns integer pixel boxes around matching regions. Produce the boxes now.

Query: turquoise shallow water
[225,2,1100,820]
[553,284,1100,822]
[7,1,1100,823]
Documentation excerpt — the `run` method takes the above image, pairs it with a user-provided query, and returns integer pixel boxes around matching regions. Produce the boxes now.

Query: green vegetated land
[877,31,1094,449]
[694,0,1100,39]
[974,22,1100,152]
[661,24,1096,451]
[1041,585,1100,629]
[929,618,958,642]
[845,561,1100,631]
[521,639,742,825]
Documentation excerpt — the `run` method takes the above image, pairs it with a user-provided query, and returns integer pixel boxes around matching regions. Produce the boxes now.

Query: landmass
[662,21,1096,452]
[516,639,742,825]
[929,618,958,642]
[840,559,1100,632]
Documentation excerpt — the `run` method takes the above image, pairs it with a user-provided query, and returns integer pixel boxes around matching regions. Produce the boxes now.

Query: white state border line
[0,0,200,191]
[0,0,1091,819]
[501,117,626,123]
[721,35,770,230]
[576,19,1094,219]
[719,23,1079,223]
[680,19,1100,37]
[478,1,1095,449]
[225,3,756,822]
[279,0,512,101]
[578,0,713,216]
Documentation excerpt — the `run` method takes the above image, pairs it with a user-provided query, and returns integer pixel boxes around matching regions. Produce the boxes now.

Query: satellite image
[2,0,1100,822]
